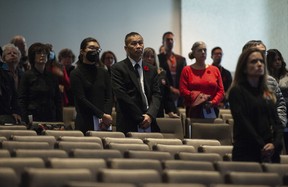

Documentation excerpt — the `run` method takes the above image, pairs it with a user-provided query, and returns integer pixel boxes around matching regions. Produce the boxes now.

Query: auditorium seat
[11,135,56,149]
[175,152,222,162]
[86,131,125,138]
[0,141,51,151]
[156,118,184,139]
[280,155,288,164]
[58,136,103,148]
[47,158,107,177]
[214,161,263,176]
[143,138,183,150]
[107,158,162,173]
[102,137,144,147]
[42,130,84,139]
[0,149,10,157]
[126,132,164,139]
[0,157,45,179]
[182,139,221,150]
[198,145,233,158]
[21,168,94,187]
[162,170,223,184]
[190,123,233,145]
[262,163,288,178]
[97,168,161,184]
[55,141,102,152]
[162,160,215,171]
[143,184,206,187]
[105,142,150,154]
[70,149,122,159]
[0,167,19,187]
[225,171,281,186]
[0,130,37,139]
[0,136,6,141]
[65,182,137,187]
[12,149,68,161]
[0,125,27,130]
[185,118,224,138]
[124,150,173,160]
[153,144,196,157]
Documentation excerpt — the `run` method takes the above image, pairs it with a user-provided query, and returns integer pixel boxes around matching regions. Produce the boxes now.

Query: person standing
[228,48,283,163]
[18,42,62,124]
[179,41,224,118]
[158,32,186,107]
[111,32,161,134]
[70,37,113,133]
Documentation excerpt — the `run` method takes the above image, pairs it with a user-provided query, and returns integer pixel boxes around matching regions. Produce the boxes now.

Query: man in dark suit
[158,31,186,107]
[111,32,161,134]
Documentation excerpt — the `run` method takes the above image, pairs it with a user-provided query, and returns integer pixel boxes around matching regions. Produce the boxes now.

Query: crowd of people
[0,33,287,163]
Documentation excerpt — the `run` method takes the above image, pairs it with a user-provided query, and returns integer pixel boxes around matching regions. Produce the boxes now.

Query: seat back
[225,172,281,186]
[0,130,37,139]
[106,143,150,154]
[42,130,84,138]
[55,141,102,152]
[163,160,215,171]
[0,141,51,151]
[198,145,233,158]
[22,168,94,187]
[215,161,262,176]
[47,158,107,177]
[124,150,173,160]
[0,149,11,157]
[97,168,161,184]
[126,132,164,139]
[175,152,222,162]
[143,138,182,150]
[0,167,19,187]
[66,182,137,187]
[262,163,288,178]
[70,149,122,159]
[0,125,27,130]
[182,139,221,150]
[58,136,103,148]
[11,135,56,149]
[153,144,196,156]
[156,118,184,139]
[0,157,45,179]
[163,170,223,184]
[102,137,143,147]
[12,149,68,161]
[86,131,125,138]
[107,158,162,173]
[191,123,232,145]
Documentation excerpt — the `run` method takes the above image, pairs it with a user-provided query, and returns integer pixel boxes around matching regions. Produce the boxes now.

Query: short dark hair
[211,46,222,55]
[124,32,141,46]
[28,42,49,66]
[162,31,174,44]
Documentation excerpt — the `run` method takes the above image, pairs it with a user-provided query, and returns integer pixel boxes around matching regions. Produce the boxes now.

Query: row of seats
[0,157,288,187]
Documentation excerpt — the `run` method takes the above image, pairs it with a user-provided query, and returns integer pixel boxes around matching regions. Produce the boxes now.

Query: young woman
[179,41,224,118]
[228,48,283,163]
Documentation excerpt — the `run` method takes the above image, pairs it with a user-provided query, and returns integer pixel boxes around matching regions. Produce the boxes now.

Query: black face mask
[86,50,100,63]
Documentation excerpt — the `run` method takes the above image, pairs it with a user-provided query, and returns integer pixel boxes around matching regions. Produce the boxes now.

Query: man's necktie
[134,63,148,111]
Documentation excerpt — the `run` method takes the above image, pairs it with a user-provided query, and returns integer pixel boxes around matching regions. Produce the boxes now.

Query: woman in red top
[179,41,224,118]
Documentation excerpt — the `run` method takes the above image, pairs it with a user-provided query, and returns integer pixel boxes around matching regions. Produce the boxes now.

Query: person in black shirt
[18,43,62,124]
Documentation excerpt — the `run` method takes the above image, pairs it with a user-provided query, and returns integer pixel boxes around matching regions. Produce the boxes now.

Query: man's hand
[12,114,21,124]
[140,114,152,129]
[102,113,113,125]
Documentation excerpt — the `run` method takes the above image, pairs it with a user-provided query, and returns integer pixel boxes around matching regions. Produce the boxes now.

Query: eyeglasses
[36,51,47,55]
[86,46,102,53]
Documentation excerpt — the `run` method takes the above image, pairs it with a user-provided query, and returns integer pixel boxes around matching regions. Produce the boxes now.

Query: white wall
[181,0,288,72]
[0,0,181,62]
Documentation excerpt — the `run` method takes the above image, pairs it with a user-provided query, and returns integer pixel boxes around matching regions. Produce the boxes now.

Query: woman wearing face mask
[70,37,113,133]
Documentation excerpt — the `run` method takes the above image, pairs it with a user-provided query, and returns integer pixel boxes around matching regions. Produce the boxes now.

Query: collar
[128,56,143,67]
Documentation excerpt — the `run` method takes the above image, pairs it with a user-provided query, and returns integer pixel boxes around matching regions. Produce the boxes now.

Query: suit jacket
[158,53,186,107]
[111,58,162,134]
